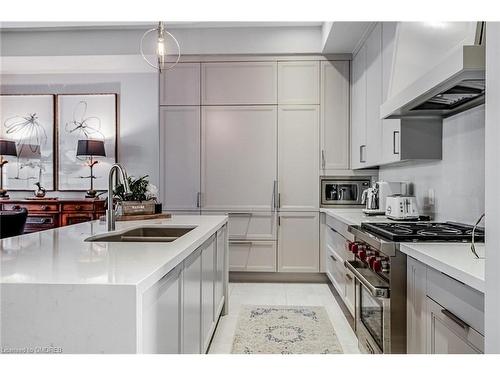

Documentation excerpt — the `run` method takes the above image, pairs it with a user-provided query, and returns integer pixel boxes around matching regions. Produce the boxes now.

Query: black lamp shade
[0,139,17,156]
[76,139,106,157]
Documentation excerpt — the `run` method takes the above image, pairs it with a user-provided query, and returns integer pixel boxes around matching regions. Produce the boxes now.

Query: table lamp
[76,139,106,198]
[0,139,18,199]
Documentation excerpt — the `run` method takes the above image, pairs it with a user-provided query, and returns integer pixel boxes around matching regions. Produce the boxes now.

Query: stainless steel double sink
[85,226,196,243]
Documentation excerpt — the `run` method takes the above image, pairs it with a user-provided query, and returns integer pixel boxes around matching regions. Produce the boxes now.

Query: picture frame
[57,93,118,192]
[0,94,56,191]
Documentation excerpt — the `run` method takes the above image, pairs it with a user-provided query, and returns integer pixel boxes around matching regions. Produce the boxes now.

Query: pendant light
[140,22,180,72]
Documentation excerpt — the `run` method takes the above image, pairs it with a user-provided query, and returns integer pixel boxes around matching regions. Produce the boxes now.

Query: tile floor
[208,282,360,354]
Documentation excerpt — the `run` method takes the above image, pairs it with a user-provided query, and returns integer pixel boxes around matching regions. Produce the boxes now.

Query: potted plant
[114,175,159,216]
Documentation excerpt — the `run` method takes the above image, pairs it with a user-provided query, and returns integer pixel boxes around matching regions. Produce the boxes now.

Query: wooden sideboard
[0,199,106,233]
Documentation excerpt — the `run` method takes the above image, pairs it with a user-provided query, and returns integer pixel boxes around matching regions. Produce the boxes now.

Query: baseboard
[229,272,328,283]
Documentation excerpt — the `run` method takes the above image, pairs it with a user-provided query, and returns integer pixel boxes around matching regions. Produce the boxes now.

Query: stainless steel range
[346,222,485,354]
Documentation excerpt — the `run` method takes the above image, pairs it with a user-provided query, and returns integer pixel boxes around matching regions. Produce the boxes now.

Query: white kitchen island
[0,215,228,354]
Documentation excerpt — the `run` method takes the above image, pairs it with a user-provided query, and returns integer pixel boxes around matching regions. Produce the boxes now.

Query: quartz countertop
[0,215,227,292]
[320,207,391,226]
[400,242,485,293]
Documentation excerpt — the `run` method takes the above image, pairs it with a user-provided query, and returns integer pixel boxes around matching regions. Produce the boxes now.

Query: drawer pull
[345,273,353,281]
[330,255,337,262]
[228,212,252,217]
[230,241,253,245]
[441,309,470,330]
[41,205,48,210]
[13,205,21,210]
[75,205,82,210]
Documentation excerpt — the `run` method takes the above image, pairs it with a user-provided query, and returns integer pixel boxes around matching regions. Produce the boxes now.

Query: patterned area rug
[231,305,343,354]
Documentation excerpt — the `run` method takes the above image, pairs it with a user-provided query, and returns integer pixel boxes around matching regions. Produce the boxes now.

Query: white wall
[379,105,485,224]
[485,21,500,354]
[0,71,159,198]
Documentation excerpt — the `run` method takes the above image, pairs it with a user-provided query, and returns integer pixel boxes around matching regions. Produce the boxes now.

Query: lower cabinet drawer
[229,240,276,272]
[24,215,58,233]
[4,203,58,212]
[326,250,345,294]
[325,225,353,262]
[426,267,484,335]
[204,211,276,240]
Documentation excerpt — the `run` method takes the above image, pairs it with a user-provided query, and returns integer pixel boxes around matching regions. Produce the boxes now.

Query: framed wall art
[0,94,56,191]
[57,94,118,191]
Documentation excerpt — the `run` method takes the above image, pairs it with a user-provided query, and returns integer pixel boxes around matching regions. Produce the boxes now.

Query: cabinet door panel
[183,249,202,354]
[202,62,277,105]
[426,297,483,354]
[278,105,319,211]
[215,227,226,316]
[160,63,201,105]
[229,241,277,272]
[278,212,319,273]
[321,60,350,171]
[201,235,216,352]
[365,23,383,167]
[278,61,320,104]
[142,266,181,354]
[381,120,401,164]
[351,45,367,169]
[160,107,200,211]
[202,106,277,211]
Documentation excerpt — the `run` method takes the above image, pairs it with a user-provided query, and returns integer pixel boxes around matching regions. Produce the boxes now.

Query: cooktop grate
[360,222,484,242]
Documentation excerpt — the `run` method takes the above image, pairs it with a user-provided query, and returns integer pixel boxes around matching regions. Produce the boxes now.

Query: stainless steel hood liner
[381,23,485,119]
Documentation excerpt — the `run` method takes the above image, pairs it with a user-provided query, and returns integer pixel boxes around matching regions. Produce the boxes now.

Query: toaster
[385,195,419,220]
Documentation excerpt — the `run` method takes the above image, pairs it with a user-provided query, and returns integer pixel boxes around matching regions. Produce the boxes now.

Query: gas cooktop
[360,222,484,242]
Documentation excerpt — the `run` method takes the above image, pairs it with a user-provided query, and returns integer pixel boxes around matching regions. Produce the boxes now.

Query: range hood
[381,22,485,119]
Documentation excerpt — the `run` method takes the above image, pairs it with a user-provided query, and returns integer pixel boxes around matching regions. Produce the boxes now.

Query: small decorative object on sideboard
[0,139,18,199]
[114,175,159,216]
[33,182,46,198]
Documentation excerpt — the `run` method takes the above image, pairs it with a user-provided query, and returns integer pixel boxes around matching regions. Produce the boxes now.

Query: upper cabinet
[320,60,350,171]
[351,23,442,169]
[278,61,320,104]
[201,62,277,105]
[351,44,367,169]
[160,63,201,105]
[364,23,383,167]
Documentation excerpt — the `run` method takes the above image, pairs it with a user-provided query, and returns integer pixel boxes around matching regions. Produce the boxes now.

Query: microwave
[321,177,372,207]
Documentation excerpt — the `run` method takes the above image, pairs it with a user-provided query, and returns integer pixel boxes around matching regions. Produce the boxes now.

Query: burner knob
[367,255,378,268]
[357,249,367,261]
[381,259,390,272]
[372,259,382,273]
[350,243,360,255]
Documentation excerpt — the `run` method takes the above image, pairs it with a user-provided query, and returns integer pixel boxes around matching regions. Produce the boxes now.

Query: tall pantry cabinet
[160,57,350,276]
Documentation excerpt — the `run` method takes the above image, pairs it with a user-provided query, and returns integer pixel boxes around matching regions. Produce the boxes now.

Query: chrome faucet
[106,164,131,231]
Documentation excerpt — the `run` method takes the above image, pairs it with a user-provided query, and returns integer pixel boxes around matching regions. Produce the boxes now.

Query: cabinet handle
[196,192,201,208]
[441,309,470,330]
[229,241,253,245]
[75,205,82,210]
[345,273,353,281]
[360,145,366,163]
[228,212,252,217]
[321,150,326,169]
[278,193,281,209]
[330,255,337,262]
[393,131,400,155]
[272,180,278,211]
[41,205,48,211]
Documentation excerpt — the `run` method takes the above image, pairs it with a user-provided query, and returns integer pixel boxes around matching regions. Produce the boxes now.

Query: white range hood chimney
[381,22,485,119]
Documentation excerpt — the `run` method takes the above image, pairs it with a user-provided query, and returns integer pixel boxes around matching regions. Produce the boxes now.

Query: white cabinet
[320,60,350,171]
[182,248,202,354]
[406,256,484,354]
[364,23,383,167]
[351,44,367,169]
[278,105,319,211]
[278,61,320,104]
[229,240,277,272]
[201,235,216,353]
[201,106,277,212]
[426,297,483,354]
[141,265,182,354]
[278,212,319,273]
[201,62,277,105]
[160,106,200,211]
[215,227,226,316]
[407,256,427,354]
[160,62,201,105]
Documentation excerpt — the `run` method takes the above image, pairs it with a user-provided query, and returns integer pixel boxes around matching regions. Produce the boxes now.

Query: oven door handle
[345,260,390,298]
